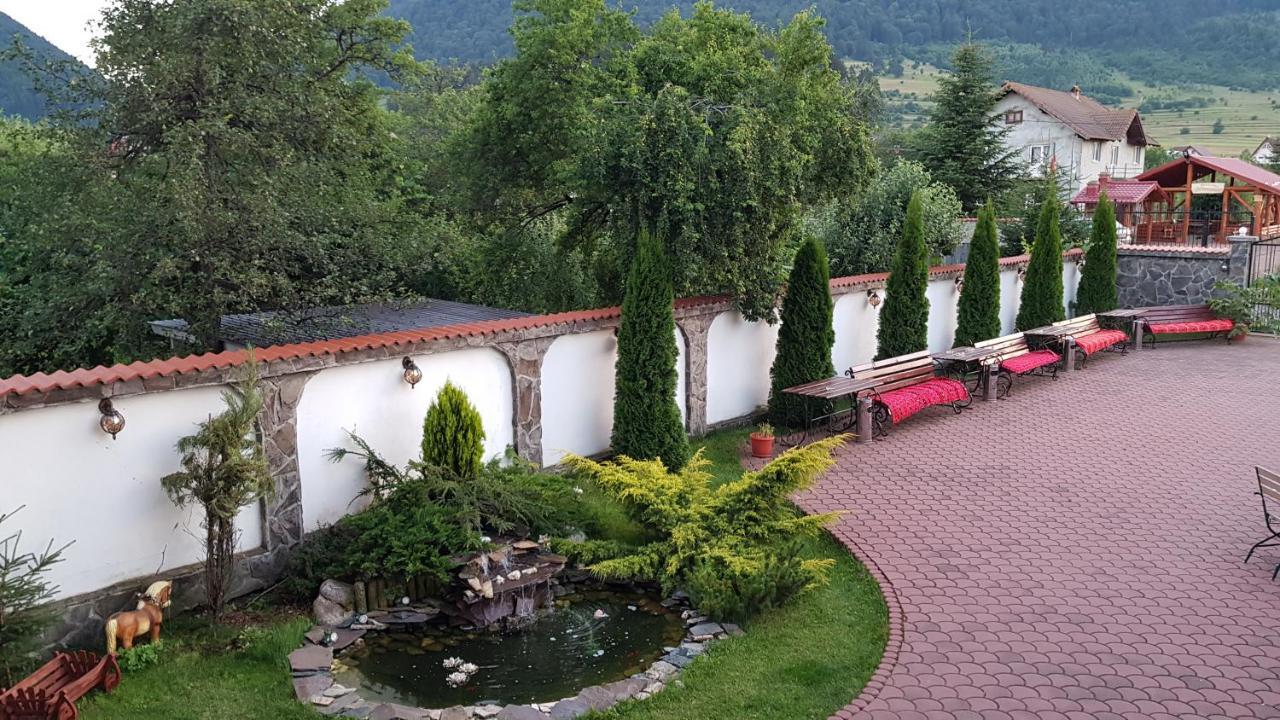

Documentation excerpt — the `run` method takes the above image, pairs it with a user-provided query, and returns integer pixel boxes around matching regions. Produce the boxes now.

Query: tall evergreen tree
[612,228,690,472]
[421,381,486,480]
[768,238,836,427]
[911,42,1020,212]
[953,200,1003,347]
[1075,192,1119,316]
[1015,183,1067,330]
[876,192,931,359]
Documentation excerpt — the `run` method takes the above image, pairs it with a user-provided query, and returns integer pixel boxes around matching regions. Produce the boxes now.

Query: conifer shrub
[1016,183,1067,330]
[0,508,67,687]
[876,191,931,359]
[611,228,690,472]
[421,380,485,480]
[953,200,1003,347]
[768,237,836,427]
[1075,191,1119,316]
[562,435,847,621]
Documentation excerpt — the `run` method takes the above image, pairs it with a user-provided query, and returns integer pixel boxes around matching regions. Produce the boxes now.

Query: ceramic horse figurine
[104,580,172,654]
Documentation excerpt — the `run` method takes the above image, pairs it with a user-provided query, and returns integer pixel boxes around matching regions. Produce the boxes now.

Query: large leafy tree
[1075,192,1119,316]
[911,42,1019,212]
[817,160,964,276]
[611,228,689,472]
[768,238,836,427]
[1016,182,1067,330]
[875,192,931,359]
[953,201,1003,347]
[456,0,874,320]
[0,0,435,375]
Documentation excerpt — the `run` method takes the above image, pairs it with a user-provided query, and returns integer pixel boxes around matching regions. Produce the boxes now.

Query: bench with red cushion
[1135,305,1234,346]
[1073,328,1129,356]
[973,332,1061,397]
[1034,314,1130,368]
[847,350,971,437]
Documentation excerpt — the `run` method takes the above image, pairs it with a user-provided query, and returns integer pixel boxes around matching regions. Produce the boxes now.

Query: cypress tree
[953,200,1003,347]
[1075,191,1119,316]
[612,228,690,472]
[768,237,836,427]
[1015,183,1067,330]
[421,381,486,479]
[876,192,931,359]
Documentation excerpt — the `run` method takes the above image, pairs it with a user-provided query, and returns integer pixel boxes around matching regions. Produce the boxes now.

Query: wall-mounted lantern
[401,357,423,389]
[1017,267,1027,282]
[953,276,964,292]
[98,398,125,439]
[1220,259,1230,272]
[866,289,882,308]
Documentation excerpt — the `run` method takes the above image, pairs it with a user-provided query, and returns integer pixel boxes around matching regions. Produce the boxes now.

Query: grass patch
[80,611,318,720]
[77,429,886,720]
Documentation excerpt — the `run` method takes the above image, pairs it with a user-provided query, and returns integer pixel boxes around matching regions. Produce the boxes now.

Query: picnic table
[780,375,880,445]
[932,345,1003,400]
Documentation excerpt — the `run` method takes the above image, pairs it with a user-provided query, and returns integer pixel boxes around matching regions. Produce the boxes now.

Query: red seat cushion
[1000,349,1060,375]
[1148,318,1233,335]
[1074,329,1128,355]
[876,378,969,425]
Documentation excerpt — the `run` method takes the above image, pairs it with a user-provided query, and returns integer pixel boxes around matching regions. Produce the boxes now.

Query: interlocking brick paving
[795,340,1280,720]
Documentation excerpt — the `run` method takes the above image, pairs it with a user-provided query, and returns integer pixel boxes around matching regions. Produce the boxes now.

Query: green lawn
[79,430,887,720]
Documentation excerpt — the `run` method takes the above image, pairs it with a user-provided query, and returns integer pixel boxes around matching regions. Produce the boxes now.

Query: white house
[994,82,1154,192]
[1253,137,1277,165]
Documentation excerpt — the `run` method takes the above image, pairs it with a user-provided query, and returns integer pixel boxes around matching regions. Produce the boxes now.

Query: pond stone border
[289,593,743,720]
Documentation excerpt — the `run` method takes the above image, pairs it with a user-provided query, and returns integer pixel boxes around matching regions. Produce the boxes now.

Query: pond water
[334,589,685,707]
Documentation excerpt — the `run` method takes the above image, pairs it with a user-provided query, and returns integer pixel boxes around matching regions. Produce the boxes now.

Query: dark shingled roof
[1001,82,1150,144]
[150,299,533,349]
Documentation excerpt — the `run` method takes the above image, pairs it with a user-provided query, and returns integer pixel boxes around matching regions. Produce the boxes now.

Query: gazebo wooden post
[1182,161,1193,244]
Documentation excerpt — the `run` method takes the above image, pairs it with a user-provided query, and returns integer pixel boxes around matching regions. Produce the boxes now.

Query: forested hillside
[0,12,80,119]
[387,0,1280,91]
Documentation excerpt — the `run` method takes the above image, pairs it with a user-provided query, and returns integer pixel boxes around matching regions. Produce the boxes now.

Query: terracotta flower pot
[749,432,774,458]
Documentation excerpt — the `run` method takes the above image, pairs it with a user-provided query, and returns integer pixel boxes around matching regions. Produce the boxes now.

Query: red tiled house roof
[1001,82,1153,146]
[1071,179,1162,205]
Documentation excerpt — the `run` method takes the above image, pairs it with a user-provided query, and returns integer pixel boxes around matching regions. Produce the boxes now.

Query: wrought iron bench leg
[1245,532,1280,563]
[871,404,890,439]
[998,371,1013,399]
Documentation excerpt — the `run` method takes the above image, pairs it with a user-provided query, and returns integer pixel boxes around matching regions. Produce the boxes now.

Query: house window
[1133,146,1142,164]
[1110,145,1120,166]
[1092,142,1103,161]
[1028,144,1051,165]
[1004,109,1023,125]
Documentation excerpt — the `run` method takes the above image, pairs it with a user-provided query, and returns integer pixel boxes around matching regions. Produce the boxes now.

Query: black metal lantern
[401,357,423,388]
[866,289,882,308]
[98,398,125,439]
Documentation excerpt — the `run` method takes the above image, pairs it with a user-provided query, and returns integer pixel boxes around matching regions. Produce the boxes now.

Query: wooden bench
[1031,314,1129,369]
[973,332,1062,398]
[1134,304,1234,348]
[0,651,120,720]
[847,350,971,438]
[1245,466,1280,581]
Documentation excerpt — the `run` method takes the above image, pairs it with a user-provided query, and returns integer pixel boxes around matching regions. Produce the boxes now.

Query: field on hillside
[870,61,1280,156]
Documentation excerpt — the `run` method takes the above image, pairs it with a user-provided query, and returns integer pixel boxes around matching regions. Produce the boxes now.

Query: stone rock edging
[289,593,744,720]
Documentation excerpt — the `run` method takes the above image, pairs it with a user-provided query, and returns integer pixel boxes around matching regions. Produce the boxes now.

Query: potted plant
[1209,281,1257,341]
[749,422,775,458]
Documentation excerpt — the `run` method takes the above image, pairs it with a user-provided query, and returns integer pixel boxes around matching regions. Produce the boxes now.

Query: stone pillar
[676,313,716,438]
[259,373,313,552]
[495,337,556,466]
[1228,234,1256,287]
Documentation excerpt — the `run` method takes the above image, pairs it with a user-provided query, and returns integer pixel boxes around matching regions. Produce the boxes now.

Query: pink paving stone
[803,342,1280,720]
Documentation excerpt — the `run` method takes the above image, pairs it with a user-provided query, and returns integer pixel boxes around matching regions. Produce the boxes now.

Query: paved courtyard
[796,339,1280,720]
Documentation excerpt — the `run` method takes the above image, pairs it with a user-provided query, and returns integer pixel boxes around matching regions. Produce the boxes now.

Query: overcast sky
[1,0,108,66]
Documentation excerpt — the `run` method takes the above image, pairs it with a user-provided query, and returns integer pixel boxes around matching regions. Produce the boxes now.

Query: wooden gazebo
[1072,155,1280,246]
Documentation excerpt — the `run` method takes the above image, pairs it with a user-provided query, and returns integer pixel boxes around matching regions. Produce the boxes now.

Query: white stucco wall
[1062,260,1081,314]
[539,329,687,466]
[999,268,1023,334]
[1,387,265,600]
[926,278,961,352]
[832,293,880,372]
[706,311,779,425]
[296,348,514,531]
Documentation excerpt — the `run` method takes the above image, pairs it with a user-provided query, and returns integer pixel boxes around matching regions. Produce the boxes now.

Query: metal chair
[1245,466,1280,580]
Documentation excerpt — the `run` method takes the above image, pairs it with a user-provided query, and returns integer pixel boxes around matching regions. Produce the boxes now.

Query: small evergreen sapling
[953,200,1003,347]
[768,237,836,427]
[421,381,486,480]
[1015,183,1067,331]
[611,228,690,472]
[0,507,69,688]
[876,191,931,359]
[1075,191,1119,316]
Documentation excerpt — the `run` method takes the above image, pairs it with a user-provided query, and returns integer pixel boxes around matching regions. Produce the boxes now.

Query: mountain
[0,12,82,120]
[385,0,1280,92]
